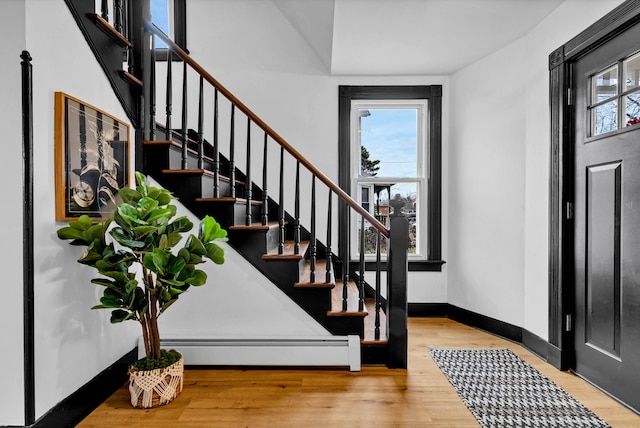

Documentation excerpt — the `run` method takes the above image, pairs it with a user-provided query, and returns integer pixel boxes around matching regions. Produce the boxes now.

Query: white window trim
[349,99,429,260]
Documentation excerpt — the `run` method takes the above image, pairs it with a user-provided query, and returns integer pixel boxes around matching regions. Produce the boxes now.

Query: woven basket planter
[128,355,184,409]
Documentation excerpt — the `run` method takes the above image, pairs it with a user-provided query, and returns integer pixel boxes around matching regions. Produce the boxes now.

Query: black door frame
[548,0,640,371]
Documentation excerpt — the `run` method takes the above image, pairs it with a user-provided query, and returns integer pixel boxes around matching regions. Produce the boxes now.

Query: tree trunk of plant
[149,292,161,359]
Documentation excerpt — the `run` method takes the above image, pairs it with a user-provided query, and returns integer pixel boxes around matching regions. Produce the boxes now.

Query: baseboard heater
[140,336,361,371]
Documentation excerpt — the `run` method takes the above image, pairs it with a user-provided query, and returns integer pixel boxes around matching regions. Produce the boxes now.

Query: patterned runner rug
[429,348,610,427]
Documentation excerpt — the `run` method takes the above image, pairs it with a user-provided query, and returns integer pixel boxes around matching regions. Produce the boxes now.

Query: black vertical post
[278,146,285,254]
[261,132,269,225]
[229,105,236,198]
[310,176,316,283]
[21,50,35,427]
[197,76,204,169]
[149,35,156,140]
[212,89,220,198]
[245,118,252,226]
[358,215,365,312]
[114,0,123,34]
[375,231,382,340]
[294,161,300,254]
[387,195,408,369]
[165,52,172,140]
[101,0,109,21]
[326,190,332,283]
[130,0,150,172]
[180,61,188,170]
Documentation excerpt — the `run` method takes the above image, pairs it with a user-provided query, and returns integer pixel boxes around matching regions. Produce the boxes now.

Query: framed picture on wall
[54,92,130,221]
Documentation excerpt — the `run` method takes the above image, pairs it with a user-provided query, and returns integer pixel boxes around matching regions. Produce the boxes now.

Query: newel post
[387,194,408,369]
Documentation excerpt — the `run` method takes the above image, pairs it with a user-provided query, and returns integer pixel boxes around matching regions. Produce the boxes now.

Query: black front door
[572,20,640,411]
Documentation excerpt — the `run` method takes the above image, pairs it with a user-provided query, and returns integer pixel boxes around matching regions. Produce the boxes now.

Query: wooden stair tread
[327,280,368,317]
[263,240,309,260]
[228,221,279,231]
[294,260,335,289]
[90,13,132,47]
[362,297,388,344]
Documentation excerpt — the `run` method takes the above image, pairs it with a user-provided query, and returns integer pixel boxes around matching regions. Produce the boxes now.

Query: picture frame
[54,92,130,221]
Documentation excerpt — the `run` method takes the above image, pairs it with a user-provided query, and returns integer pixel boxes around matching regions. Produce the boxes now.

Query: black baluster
[149,35,156,140]
[375,230,382,340]
[180,61,188,170]
[213,89,220,198]
[310,176,316,283]
[294,161,300,255]
[245,118,252,226]
[101,0,108,21]
[261,132,269,225]
[114,0,123,34]
[326,190,332,283]
[229,105,236,198]
[278,146,285,254]
[165,51,172,140]
[359,215,365,312]
[197,76,204,169]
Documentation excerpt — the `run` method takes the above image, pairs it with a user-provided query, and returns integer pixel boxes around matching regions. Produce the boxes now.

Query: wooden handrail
[143,20,390,238]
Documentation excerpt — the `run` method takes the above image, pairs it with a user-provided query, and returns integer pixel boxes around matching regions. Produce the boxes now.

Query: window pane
[151,0,169,48]
[593,100,618,135]
[359,109,417,178]
[625,93,640,127]
[593,66,618,104]
[624,53,640,90]
[358,182,418,255]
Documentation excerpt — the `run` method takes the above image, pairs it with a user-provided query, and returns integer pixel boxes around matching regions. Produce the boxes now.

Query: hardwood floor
[78,318,640,427]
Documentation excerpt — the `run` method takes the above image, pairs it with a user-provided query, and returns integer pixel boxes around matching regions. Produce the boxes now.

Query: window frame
[351,100,427,259]
[338,85,444,272]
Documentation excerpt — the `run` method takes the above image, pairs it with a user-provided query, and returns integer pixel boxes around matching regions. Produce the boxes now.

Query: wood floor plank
[77,318,640,427]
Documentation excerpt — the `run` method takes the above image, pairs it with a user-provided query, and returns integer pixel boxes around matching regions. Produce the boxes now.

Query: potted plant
[57,171,227,408]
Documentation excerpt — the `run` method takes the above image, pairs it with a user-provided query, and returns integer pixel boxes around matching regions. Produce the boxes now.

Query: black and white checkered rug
[429,348,610,427]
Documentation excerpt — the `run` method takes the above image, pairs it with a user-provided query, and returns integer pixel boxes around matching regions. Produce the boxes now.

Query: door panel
[573,20,640,411]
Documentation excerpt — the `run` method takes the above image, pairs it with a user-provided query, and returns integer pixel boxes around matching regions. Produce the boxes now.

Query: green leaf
[137,197,159,218]
[135,171,148,196]
[168,216,193,234]
[186,234,207,256]
[205,242,225,264]
[110,228,146,249]
[166,256,186,275]
[56,226,86,241]
[118,187,141,204]
[199,215,227,243]
[99,294,122,308]
[188,269,207,286]
[110,309,133,323]
[146,207,174,224]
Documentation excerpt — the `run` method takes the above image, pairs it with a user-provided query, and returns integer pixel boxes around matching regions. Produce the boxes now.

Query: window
[353,103,425,257]
[339,86,444,271]
[589,51,640,136]
[151,0,187,56]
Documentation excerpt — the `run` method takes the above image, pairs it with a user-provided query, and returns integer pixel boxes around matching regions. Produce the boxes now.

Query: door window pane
[593,66,618,103]
[625,93,640,126]
[594,100,618,135]
[624,53,640,90]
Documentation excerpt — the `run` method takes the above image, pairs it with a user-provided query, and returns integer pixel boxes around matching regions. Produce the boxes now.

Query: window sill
[359,259,446,272]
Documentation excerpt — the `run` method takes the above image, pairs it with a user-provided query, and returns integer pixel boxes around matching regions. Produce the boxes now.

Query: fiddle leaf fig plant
[57,171,227,364]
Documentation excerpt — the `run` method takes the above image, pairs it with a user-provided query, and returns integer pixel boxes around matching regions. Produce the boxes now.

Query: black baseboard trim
[409,303,554,365]
[32,347,137,428]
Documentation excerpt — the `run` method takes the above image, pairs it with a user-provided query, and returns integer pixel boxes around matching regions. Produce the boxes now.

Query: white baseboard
[139,336,361,371]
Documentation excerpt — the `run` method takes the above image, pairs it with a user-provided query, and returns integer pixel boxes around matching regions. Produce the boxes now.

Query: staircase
[64,0,408,368]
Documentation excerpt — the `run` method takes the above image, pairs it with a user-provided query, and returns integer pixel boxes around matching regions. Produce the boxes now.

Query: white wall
[0,1,27,425]
[187,0,450,305]
[449,0,627,339]
[24,0,140,419]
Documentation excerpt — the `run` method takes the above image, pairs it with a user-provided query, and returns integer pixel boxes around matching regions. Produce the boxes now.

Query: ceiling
[271,0,565,75]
